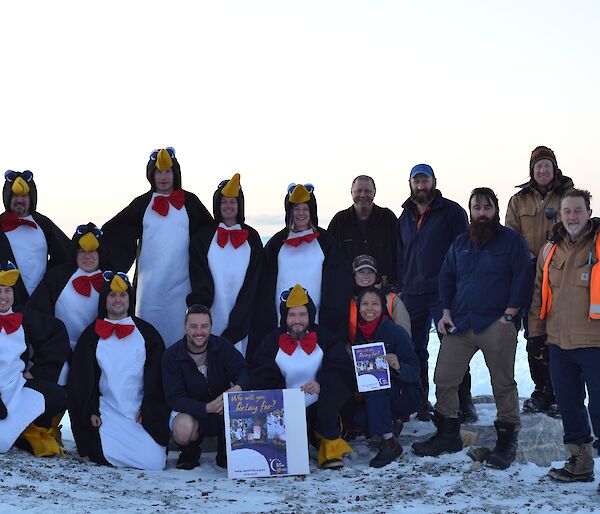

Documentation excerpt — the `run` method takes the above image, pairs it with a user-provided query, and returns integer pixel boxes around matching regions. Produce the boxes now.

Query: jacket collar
[175,335,217,361]
[401,189,443,211]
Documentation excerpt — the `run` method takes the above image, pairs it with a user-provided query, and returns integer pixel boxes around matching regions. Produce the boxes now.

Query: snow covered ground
[1,331,599,513]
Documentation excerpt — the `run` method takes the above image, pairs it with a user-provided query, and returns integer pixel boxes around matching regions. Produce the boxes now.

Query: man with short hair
[412,188,531,470]
[162,304,250,470]
[396,164,474,421]
[328,175,398,286]
[0,170,70,300]
[529,189,600,490]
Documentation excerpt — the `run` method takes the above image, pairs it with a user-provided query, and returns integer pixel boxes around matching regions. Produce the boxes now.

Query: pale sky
[2,1,599,238]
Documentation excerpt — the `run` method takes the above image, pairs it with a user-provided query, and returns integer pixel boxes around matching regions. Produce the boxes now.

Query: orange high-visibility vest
[539,234,600,320]
[348,293,395,342]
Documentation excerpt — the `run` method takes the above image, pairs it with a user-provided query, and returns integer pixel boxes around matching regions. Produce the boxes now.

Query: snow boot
[523,387,554,414]
[176,446,202,470]
[548,440,595,482]
[412,413,462,457]
[370,436,403,468]
[485,421,518,469]
[458,373,478,423]
[318,436,352,470]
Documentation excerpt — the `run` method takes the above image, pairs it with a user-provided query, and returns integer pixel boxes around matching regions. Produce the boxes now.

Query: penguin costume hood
[278,284,317,332]
[213,173,245,224]
[0,260,24,305]
[284,183,318,229]
[70,223,107,269]
[3,170,37,213]
[146,147,181,191]
[97,271,135,319]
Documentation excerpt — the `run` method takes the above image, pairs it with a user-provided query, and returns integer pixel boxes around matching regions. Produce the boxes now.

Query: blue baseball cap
[409,164,435,179]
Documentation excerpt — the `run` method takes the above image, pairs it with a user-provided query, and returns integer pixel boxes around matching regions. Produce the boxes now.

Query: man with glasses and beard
[396,164,474,422]
[412,188,531,470]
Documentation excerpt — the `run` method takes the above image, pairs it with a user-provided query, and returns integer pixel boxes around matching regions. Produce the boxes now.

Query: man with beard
[396,164,474,422]
[412,188,531,470]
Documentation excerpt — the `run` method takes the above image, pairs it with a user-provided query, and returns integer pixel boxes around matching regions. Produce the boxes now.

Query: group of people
[0,146,598,492]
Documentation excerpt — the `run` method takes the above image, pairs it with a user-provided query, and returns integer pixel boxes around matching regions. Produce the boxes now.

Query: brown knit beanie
[529,146,558,172]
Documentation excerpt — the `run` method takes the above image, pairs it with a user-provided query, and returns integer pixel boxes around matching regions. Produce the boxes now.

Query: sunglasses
[149,147,176,160]
[4,170,33,182]
[102,271,130,285]
[280,286,308,303]
[287,183,315,195]
[76,225,103,238]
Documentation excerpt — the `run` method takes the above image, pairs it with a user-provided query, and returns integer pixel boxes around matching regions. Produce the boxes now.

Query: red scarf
[216,226,249,249]
[95,319,135,339]
[282,231,320,247]
[358,316,382,341]
[278,331,318,356]
[72,273,103,297]
[1,212,37,232]
[0,312,23,334]
[151,189,185,216]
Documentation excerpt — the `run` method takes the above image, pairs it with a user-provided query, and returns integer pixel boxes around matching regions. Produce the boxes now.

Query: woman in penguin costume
[249,183,352,361]
[251,284,355,469]
[68,271,170,469]
[187,174,263,357]
[0,170,70,299]
[0,261,69,458]
[102,148,213,348]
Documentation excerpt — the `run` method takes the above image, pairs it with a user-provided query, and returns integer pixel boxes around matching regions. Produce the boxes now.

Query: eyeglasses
[4,170,33,182]
[76,225,103,238]
[279,287,308,303]
[102,271,130,285]
[149,147,176,160]
[287,183,314,195]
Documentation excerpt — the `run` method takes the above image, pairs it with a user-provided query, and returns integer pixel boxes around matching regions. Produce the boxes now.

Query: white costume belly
[207,223,250,355]
[5,216,48,295]
[136,194,190,348]
[276,229,324,324]
[55,269,101,385]
[0,318,45,453]
[96,318,166,470]
[275,343,324,407]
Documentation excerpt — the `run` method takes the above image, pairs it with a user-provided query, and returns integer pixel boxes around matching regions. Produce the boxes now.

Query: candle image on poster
[351,342,391,393]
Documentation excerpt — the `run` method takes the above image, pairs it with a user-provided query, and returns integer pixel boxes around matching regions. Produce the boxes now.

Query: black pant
[24,379,67,428]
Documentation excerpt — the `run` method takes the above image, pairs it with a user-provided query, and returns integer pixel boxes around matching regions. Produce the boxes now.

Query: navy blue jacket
[396,191,468,295]
[439,225,532,333]
[162,335,251,421]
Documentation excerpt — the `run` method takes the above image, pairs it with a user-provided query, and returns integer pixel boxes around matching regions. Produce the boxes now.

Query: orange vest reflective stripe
[539,235,600,320]
[348,293,395,341]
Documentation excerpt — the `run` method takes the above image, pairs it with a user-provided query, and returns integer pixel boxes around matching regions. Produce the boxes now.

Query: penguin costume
[28,223,106,386]
[102,148,213,347]
[0,170,70,298]
[187,174,263,357]
[251,284,354,469]
[249,183,352,361]
[67,272,170,470]
[0,261,69,457]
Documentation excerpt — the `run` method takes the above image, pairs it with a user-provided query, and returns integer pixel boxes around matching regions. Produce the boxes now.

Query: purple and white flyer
[351,342,391,393]
[224,389,309,478]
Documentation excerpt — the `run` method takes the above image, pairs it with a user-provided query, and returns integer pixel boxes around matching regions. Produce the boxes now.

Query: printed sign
[351,342,391,393]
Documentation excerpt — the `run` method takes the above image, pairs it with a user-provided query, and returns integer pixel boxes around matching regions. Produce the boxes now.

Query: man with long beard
[396,164,474,422]
[412,188,531,470]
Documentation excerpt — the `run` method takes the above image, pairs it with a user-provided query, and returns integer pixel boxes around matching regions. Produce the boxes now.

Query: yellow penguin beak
[79,232,99,252]
[0,269,20,287]
[286,283,309,308]
[221,173,241,198]
[110,275,128,293]
[12,177,30,196]
[289,184,310,204]
[155,149,174,171]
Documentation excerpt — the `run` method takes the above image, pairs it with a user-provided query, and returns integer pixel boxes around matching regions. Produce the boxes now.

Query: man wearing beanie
[506,145,574,416]
[396,164,475,422]
[0,170,70,300]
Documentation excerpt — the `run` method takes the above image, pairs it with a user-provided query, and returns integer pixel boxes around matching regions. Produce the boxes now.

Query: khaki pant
[434,320,520,427]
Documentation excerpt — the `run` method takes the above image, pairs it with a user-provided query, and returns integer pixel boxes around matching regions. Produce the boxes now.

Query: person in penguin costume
[0,261,69,458]
[249,183,352,362]
[0,170,70,299]
[251,284,355,469]
[102,148,213,348]
[67,271,170,470]
[187,173,262,357]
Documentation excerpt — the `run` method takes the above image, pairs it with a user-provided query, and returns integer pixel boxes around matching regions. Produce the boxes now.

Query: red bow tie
[282,231,320,247]
[216,226,249,249]
[0,312,23,334]
[278,331,318,356]
[72,273,103,297]
[95,319,135,340]
[1,212,38,232]
[151,189,185,216]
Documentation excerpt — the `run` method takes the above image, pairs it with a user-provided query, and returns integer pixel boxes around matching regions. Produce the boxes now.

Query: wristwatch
[503,313,514,322]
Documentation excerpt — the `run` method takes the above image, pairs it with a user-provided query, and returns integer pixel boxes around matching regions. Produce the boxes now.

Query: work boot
[176,446,201,470]
[370,436,403,468]
[548,440,595,482]
[485,421,519,469]
[523,388,554,414]
[412,413,462,457]
[458,372,478,423]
